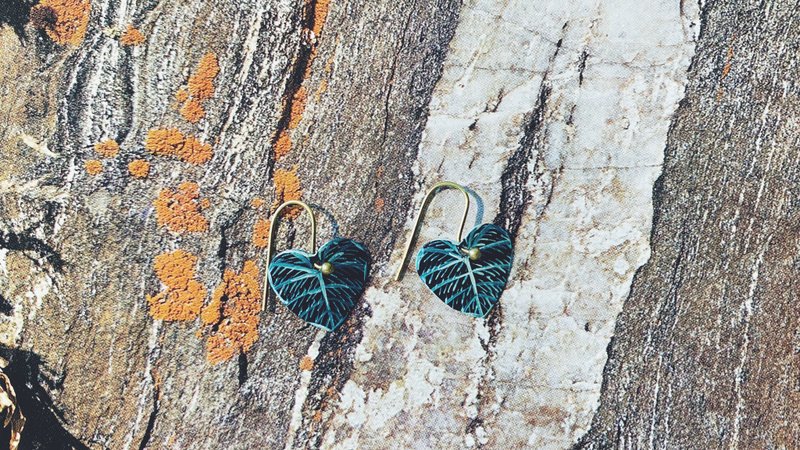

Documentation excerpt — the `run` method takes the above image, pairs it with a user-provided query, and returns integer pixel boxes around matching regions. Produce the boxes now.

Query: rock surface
[0,0,794,449]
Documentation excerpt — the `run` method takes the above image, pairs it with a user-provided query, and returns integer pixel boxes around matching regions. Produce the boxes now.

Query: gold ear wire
[395,181,470,281]
[262,200,317,310]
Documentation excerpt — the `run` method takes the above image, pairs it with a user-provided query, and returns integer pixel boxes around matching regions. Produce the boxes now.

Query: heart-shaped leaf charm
[416,223,513,317]
[268,238,370,331]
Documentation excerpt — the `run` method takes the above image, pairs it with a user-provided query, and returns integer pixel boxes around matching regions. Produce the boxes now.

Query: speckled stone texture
[0,0,796,449]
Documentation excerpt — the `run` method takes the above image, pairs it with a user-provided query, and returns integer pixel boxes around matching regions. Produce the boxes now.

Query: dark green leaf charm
[268,238,370,331]
[415,223,513,318]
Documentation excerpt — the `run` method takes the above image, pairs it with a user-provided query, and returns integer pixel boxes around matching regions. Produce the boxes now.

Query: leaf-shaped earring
[395,182,514,318]
[262,200,370,331]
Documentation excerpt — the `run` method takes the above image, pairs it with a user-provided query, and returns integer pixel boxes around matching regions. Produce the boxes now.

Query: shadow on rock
[0,0,37,41]
[0,346,88,450]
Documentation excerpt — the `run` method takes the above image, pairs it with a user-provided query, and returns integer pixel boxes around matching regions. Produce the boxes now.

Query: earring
[395,182,514,318]
[263,200,370,331]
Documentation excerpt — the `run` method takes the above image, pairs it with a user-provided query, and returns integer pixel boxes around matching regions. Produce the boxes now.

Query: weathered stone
[2,0,792,449]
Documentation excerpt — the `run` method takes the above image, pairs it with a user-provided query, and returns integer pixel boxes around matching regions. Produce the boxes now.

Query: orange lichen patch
[178,136,213,164]
[264,0,328,191]
[145,128,184,156]
[252,218,271,248]
[374,197,385,212]
[299,356,314,371]
[30,0,91,45]
[128,159,150,178]
[120,25,145,46]
[288,87,308,130]
[721,46,734,80]
[325,385,338,398]
[323,52,335,76]
[148,281,206,321]
[94,139,119,157]
[199,292,221,325]
[174,53,220,123]
[187,53,220,100]
[175,87,189,103]
[250,197,266,209]
[721,61,732,79]
[716,45,735,102]
[151,251,200,304]
[272,166,303,218]
[275,130,292,160]
[202,261,261,364]
[270,0,330,162]
[154,182,210,233]
[179,98,206,123]
[274,167,302,203]
[310,0,331,37]
[85,159,102,175]
[145,128,212,164]
[147,250,206,321]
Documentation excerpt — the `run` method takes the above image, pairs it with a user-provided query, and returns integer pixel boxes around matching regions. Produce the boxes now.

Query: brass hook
[262,200,317,310]
[394,181,470,281]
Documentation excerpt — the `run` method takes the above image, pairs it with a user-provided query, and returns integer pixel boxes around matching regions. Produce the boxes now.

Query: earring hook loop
[262,200,317,310]
[394,181,470,281]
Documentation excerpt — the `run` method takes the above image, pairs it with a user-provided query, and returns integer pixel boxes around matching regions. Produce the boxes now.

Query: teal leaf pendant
[415,223,513,318]
[268,238,370,331]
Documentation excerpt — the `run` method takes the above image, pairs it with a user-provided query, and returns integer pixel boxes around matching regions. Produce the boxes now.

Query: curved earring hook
[261,200,317,310]
[395,181,470,281]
